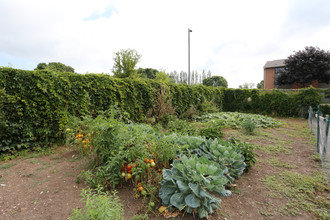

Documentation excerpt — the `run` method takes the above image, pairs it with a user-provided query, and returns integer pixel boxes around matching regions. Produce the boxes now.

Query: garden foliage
[159,155,230,218]
[0,67,323,152]
[0,68,222,152]
[198,112,282,129]
[64,111,257,218]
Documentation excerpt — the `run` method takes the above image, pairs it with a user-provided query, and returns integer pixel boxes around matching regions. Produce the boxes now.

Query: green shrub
[199,123,224,140]
[70,187,124,220]
[228,137,258,172]
[242,118,256,135]
[168,119,197,136]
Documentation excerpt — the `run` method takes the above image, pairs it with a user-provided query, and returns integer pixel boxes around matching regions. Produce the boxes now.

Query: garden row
[67,111,268,218]
[0,67,323,152]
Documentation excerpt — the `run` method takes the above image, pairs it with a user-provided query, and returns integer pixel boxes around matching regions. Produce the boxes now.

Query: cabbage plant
[159,155,231,218]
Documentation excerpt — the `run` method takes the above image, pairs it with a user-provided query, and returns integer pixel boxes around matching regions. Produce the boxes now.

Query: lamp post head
[188,28,192,32]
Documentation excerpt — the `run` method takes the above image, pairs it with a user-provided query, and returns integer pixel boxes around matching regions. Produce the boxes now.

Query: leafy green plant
[198,112,281,129]
[189,139,246,182]
[168,119,196,136]
[70,186,124,220]
[159,155,231,218]
[171,136,248,182]
[242,118,256,135]
[199,123,223,140]
[228,137,258,172]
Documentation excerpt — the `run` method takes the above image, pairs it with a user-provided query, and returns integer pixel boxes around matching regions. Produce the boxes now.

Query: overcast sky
[1,0,330,88]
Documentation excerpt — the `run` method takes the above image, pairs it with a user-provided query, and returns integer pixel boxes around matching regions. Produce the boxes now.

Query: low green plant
[173,136,248,182]
[168,119,197,136]
[242,118,256,135]
[131,214,149,220]
[199,123,223,140]
[190,139,247,182]
[70,186,124,220]
[262,171,329,219]
[159,155,231,218]
[198,112,281,129]
[228,137,258,172]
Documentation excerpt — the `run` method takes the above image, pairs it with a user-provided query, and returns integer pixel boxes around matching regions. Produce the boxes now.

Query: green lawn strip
[262,171,329,219]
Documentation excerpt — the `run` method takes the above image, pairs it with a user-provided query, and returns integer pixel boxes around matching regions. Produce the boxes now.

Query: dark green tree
[257,80,264,89]
[35,63,47,70]
[202,76,228,88]
[277,46,330,86]
[137,68,159,79]
[112,49,142,78]
[35,62,75,73]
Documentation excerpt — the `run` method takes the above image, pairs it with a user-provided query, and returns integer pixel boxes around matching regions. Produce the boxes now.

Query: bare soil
[0,118,326,220]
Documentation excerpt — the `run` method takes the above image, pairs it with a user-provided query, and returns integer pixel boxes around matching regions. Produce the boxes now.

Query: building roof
[264,59,286,69]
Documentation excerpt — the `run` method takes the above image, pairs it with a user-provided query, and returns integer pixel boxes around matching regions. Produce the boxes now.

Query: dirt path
[0,149,86,220]
[0,118,328,220]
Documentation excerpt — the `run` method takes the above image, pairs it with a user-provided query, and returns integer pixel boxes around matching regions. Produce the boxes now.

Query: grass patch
[255,144,292,155]
[0,162,17,170]
[262,171,329,219]
[70,187,124,220]
[266,158,296,169]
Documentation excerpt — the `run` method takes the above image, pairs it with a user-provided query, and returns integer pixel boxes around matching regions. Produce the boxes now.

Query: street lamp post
[188,28,192,85]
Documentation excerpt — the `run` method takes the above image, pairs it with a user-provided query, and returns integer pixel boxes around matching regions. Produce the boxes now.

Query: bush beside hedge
[0,67,323,152]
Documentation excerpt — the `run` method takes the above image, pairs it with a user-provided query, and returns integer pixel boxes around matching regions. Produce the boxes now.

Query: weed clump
[242,118,256,135]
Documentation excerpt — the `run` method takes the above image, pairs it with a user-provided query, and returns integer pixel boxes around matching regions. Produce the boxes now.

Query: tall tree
[202,76,228,88]
[207,70,212,78]
[239,83,255,89]
[112,49,142,78]
[137,68,159,79]
[257,80,264,89]
[277,46,330,86]
[35,62,75,73]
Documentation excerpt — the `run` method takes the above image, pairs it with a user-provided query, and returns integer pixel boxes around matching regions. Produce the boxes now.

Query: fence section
[308,106,330,180]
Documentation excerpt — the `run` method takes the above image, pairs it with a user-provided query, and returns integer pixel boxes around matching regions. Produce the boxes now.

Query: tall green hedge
[222,88,322,117]
[0,68,223,152]
[0,67,323,152]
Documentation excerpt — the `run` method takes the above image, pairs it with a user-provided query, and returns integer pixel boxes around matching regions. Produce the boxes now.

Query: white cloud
[1,0,330,87]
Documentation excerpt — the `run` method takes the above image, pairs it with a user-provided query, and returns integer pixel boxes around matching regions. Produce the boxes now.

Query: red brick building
[263,59,286,89]
[263,59,328,89]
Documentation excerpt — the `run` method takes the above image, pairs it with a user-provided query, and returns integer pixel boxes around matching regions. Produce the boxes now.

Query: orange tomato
[138,186,143,192]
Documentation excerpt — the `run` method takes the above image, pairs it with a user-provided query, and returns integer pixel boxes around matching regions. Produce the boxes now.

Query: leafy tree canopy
[154,71,174,84]
[277,46,330,86]
[35,62,75,73]
[202,76,228,88]
[239,83,255,89]
[137,68,159,79]
[112,49,141,78]
[257,80,264,89]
